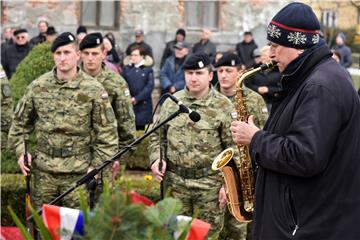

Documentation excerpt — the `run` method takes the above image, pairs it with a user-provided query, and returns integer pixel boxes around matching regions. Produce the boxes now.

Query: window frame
[185,1,220,31]
[80,1,119,30]
[321,9,336,28]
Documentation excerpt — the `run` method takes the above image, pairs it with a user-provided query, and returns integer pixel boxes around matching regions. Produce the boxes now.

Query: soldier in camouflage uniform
[79,33,136,179]
[8,32,118,210]
[149,52,237,236]
[1,64,13,150]
[215,53,268,240]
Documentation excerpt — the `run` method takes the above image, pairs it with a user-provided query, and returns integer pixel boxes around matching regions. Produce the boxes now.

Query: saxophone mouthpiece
[260,61,278,71]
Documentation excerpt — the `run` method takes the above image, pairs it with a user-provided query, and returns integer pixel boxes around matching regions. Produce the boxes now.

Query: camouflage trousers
[31,168,85,210]
[219,207,249,240]
[164,171,224,237]
[1,130,8,150]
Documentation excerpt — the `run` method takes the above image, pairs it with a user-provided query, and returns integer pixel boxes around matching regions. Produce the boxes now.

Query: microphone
[166,94,201,122]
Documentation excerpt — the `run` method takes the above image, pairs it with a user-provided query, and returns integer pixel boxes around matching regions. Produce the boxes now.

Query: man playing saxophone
[215,52,268,240]
[231,2,360,239]
[149,52,236,237]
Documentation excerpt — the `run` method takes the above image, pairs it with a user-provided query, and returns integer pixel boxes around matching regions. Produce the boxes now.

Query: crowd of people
[1,2,360,239]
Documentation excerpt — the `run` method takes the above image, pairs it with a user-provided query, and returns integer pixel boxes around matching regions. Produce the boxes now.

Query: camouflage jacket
[215,84,268,128]
[8,68,118,173]
[1,64,12,132]
[89,65,136,148]
[148,86,237,169]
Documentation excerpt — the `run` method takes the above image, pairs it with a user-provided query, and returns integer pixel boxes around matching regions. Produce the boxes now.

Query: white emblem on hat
[68,35,74,41]
[312,34,320,44]
[198,61,204,68]
[231,60,235,66]
[287,32,306,45]
[96,38,100,44]
[267,24,281,38]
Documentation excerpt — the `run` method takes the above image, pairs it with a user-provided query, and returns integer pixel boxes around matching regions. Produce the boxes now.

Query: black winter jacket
[249,44,360,239]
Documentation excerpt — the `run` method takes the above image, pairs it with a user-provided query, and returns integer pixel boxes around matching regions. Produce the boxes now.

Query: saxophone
[212,61,277,222]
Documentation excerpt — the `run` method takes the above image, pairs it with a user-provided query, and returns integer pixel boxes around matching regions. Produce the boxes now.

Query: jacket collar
[183,84,215,107]
[52,66,83,88]
[280,41,332,93]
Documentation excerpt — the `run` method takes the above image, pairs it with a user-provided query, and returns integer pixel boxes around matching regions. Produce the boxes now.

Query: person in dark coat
[244,46,282,112]
[1,28,33,79]
[30,20,48,45]
[192,28,216,62]
[159,41,190,104]
[122,46,154,130]
[332,32,353,68]
[235,31,258,70]
[1,27,14,62]
[231,3,360,240]
[160,28,186,68]
[125,29,154,63]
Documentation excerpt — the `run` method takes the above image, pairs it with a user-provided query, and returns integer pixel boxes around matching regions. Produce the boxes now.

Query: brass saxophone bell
[212,148,234,170]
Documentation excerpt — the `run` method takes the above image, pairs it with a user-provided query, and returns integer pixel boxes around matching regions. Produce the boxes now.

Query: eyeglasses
[16,36,26,40]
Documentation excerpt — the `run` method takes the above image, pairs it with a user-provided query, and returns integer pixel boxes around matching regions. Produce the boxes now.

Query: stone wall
[2,0,289,71]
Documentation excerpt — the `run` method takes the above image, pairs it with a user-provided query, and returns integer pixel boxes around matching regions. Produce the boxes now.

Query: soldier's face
[185,68,213,98]
[217,66,237,90]
[268,42,301,72]
[81,46,106,73]
[53,44,80,73]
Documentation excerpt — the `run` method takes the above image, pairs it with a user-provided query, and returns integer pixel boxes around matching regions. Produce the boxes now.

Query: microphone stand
[28,106,188,219]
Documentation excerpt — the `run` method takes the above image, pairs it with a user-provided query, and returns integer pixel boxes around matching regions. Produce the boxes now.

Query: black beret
[183,52,211,70]
[51,32,76,53]
[215,53,241,68]
[46,26,57,36]
[76,25,87,35]
[13,28,27,36]
[79,32,103,51]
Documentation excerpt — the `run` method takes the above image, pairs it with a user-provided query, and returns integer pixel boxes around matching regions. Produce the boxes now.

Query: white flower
[287,32,307,45]
[267,24,281,38]
[312,34,320,44]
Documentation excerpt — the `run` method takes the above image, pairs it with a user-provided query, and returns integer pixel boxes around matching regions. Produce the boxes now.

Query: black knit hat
[76,25,87,35]
[46,26,57,36]
[13,28,27,36]
[267,2,321,49]
[176,28,186,38]
[79,32,103,50]
[183,52,211,70]
[215,53,240,68]
[51,32,76,52]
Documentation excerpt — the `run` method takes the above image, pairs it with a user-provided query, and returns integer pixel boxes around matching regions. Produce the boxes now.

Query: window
[81,1,119,29]
[185,1,219,30]
[321,10,336,27]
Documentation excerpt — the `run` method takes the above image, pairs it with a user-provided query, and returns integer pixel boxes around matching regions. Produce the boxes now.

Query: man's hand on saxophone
[150,159,167,181]
[231,115,260,145]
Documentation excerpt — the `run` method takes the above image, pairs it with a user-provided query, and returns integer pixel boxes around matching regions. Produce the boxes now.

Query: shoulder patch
[101,91,109,99]
[230,111,237,120]
[2,85,11,97]
[0,70,6,79]
[124,89,130,97]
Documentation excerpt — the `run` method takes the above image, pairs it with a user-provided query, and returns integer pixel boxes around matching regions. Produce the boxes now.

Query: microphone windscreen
[189,111,201,122]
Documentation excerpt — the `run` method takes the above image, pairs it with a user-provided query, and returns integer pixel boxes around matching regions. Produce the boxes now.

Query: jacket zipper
[292,224,299,236]
[285,186,299,237]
